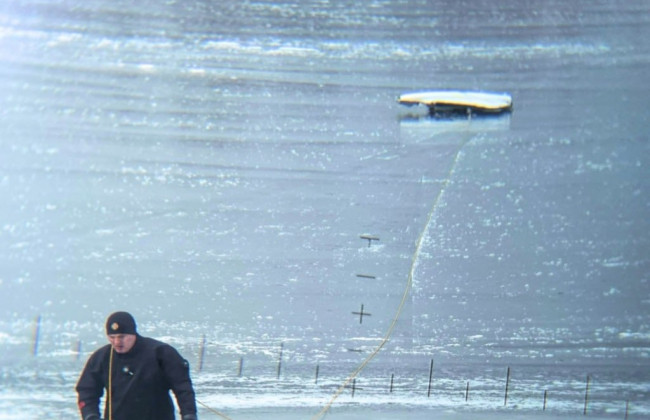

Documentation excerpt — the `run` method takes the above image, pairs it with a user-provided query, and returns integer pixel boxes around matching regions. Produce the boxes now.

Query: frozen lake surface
[1,0,649,418]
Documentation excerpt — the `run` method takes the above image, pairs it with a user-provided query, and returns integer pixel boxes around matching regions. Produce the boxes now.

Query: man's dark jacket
[76,335,197,420]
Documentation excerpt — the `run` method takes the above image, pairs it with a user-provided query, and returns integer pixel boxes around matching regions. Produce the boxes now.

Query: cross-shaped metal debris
[352,304,371,324]
[360,235,380,247]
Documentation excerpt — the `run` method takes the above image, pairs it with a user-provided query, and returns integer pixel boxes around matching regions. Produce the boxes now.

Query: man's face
[107,334,137,353]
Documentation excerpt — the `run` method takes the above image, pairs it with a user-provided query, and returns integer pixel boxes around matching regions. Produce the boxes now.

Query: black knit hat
[106,311,137,335]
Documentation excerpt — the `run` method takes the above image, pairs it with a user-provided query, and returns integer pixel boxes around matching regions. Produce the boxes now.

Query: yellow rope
[197,399,234,420]
[188,131,474,420]
[310,132,472,420]
[108,346,114,420]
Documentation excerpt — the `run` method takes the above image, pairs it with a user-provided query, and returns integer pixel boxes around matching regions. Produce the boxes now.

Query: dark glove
[182,415,198,420]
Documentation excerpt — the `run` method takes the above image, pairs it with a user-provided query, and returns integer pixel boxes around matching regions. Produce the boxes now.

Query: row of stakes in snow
[29,314,634,418]
[196,336,632,418]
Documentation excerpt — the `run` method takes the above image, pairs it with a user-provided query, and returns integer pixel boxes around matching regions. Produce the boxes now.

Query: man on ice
[76,311,198,420]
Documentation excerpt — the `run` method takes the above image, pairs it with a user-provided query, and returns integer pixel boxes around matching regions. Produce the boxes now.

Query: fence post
[32,315,42,357]
[504,367,511,406]
[277,343,284,379]
[427,359,434,397]
[75,340,82,362]
[197,335,206,373]
[583,375,591,415]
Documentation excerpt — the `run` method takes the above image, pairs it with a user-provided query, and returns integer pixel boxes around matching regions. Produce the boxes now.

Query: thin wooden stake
[465,381,470,402]
[504,366,511,406]
[584,375,591,415]
[427,359,434,397]
[389,374,394,393]
[32,315,41,357]
[75,340,82,362]
[543,390,548,411]
[315,365,319,384]
[277,343,284,379]
[625,400,629,420]
[197,335,206,373]
[238,357,244,377]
